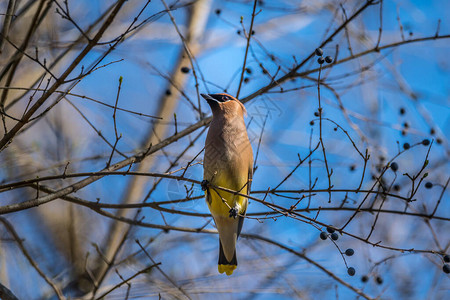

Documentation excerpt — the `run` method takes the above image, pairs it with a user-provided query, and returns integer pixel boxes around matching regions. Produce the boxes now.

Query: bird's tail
[218,240,237,276]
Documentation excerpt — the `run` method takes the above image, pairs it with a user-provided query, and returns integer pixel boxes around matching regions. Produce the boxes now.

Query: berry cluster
[361,275,384,285]
[315,48,333,65]
[398,106,442,143]
[443,255,450,274]
[319,227,356,276]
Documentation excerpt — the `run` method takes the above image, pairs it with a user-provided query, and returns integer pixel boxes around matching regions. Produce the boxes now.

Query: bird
[201,93,253,276]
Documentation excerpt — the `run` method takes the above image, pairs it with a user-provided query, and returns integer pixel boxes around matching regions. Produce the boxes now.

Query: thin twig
[136,240,192,300]
[106,76,124,167]
[316,66,333,202]
[0,217,65,299]
[375,0,383,49]
[94,263,159,300]
[236,0,258,98]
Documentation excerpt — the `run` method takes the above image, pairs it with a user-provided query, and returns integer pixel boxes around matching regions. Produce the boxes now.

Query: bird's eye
[207,94,232,102]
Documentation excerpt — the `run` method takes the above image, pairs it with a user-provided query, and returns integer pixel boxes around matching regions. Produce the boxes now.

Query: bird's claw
[229,207,238,218]
[201,180,209,191]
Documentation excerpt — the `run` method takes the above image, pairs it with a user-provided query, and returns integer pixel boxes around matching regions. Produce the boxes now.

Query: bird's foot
[201,180,209,191]
[229,207,238,218]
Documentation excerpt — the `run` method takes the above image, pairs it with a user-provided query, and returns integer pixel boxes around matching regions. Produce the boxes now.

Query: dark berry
[345,248,354,256]
[165,89,171,96]
[334,127,338,131]
[430,128,435,135]
[318,57,325,64]
[310,120,315,126]
[315,48,323,56]
[401,130,407,136]
[215,9,221,15]
[361,275,369,283]
[444,255,450,263]
[325,56,333,63]
[399,107,406,115]
[376,276,383,285]
[237,30,241,35]
[251,30,255,35]
[320,232,327,240]
[180,66,190,73]
[403,122,409,128]
[331,232,339,240]
[245,68,252,74]
[443,264,450,274]
[422,139,430,146]
[350,165,356,172]
[390,162,399,172]
[326,227,335,233]
[393,184,401,191]
[425,182,433,189]
[403,143,410,150]
[314,111,319,117]
[436,138,442,144]
[244,77,249,83]
[347,267,356,276]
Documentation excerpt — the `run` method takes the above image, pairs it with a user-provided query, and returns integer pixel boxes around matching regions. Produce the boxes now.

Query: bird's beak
[201,94,214,101]
[201,94,218,107]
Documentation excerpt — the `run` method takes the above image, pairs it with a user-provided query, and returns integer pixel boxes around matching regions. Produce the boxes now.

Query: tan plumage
[201,93,253,276]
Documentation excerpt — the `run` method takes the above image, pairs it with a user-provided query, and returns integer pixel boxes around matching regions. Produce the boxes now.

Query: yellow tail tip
[218,264,237,276]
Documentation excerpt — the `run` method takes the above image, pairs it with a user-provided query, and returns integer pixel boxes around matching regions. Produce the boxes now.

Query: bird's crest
[201,93,247,115]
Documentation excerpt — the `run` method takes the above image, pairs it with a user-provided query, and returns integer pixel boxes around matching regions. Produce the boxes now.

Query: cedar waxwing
[201,93,253,276]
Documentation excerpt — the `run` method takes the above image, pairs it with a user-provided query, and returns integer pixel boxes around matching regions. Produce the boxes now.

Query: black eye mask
[210,94,231,102]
